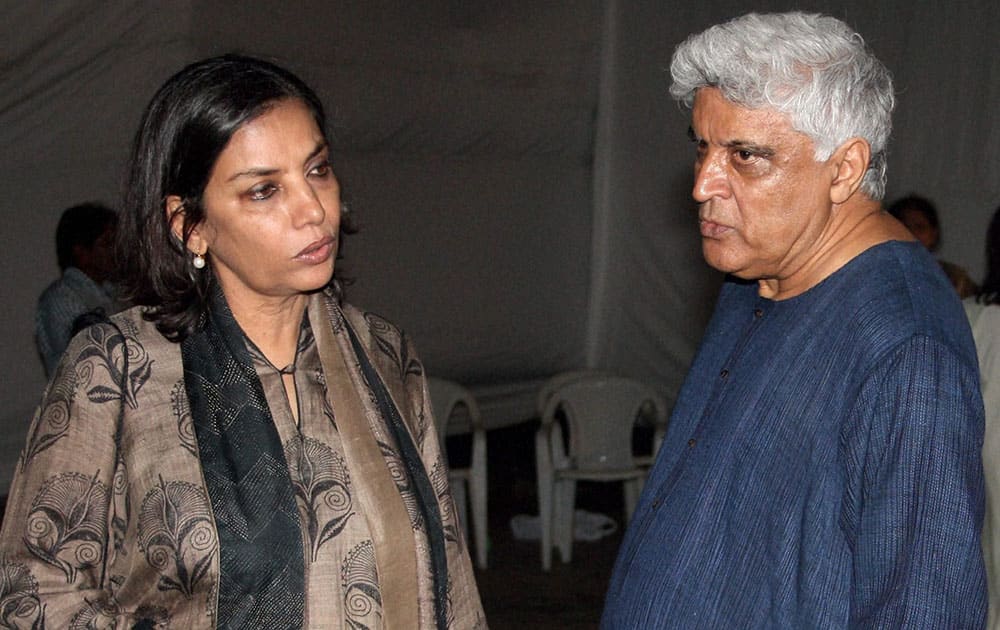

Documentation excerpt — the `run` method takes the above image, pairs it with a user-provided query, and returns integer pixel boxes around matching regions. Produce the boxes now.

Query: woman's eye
[248,183,278,201]
[310,161,332,177]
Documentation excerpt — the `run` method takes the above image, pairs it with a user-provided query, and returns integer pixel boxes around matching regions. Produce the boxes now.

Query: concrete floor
[464,421,626,629]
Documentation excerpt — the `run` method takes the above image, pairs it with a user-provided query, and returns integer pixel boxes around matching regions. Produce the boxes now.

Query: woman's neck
[224,290,310,368]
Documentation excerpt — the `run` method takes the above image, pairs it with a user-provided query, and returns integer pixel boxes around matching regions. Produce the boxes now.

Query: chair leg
[535,429,554,571]
[470,455,488,569]
[623,479,640,524]
[450,477,469,542]
[555,478,576,564]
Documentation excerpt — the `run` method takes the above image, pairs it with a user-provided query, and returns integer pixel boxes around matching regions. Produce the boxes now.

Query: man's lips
[295,236,336,263]
[699,219,732,238]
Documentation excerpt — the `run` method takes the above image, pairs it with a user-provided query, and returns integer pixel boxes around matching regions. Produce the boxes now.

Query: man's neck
[758,199,915,300]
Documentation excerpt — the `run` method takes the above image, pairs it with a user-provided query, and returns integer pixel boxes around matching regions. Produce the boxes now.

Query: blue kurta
[603,241,987,628]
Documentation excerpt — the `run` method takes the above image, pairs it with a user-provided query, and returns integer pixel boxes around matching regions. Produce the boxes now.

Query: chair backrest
[535,369,614,417]
[427,376,482,441]
[540,374,668,472]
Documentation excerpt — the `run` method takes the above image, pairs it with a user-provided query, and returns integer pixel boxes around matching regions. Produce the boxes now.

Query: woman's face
[185,98,341,306]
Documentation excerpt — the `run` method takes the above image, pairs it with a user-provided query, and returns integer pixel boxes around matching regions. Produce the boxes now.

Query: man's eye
[735,150,755,162]
[249,183,278,201]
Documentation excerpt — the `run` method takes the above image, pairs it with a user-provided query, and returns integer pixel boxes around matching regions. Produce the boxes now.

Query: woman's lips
[295,236,336,263]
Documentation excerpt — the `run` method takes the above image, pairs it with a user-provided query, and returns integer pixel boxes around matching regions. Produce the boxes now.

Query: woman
[966,205,1000,630]
[0,55,485,629]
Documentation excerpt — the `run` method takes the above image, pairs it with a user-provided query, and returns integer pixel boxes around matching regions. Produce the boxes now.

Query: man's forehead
[690,87,804,146]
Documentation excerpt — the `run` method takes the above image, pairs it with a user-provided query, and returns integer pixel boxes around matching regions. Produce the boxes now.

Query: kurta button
[652,497,662,509]
[754,308,763,318]
[687,438,696,448]
[720,369,729,378]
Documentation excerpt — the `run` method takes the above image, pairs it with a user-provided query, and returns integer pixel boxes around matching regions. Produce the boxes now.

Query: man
[602,12,986,628]
[36,202,121,376]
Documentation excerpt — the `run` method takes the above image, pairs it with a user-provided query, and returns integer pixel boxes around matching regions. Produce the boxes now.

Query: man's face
[690,88,837,280]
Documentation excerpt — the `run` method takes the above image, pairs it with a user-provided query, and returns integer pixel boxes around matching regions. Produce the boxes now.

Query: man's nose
[692,153,731,202]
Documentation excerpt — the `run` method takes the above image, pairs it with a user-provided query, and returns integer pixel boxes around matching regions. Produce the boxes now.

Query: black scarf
[181,288,305,629]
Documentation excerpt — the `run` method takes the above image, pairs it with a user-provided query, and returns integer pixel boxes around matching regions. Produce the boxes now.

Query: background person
[602,12,986,628]
[35,202,121,376]
[964,203,1000,630]
[888,193,979,297]
[2,55,484,628]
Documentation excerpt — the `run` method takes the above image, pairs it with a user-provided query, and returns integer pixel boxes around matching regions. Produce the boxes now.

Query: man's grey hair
[670,12,894,200]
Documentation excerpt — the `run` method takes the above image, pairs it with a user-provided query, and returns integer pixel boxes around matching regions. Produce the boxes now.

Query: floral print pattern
[342,541,381,630]
[136,478,216,598]
[74,322,152,410]
[0,558,45,628]
[365,313,423,385]
[285,436,355,561]
[171,381,198,459]
[23,472,108,585]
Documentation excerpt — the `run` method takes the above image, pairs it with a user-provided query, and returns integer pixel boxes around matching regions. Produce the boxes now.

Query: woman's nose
[291,182,326,227]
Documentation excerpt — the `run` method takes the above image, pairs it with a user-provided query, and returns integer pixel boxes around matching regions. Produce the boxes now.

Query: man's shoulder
[37,273,77,304]
[38,268,105,308]
[838,241,977,364]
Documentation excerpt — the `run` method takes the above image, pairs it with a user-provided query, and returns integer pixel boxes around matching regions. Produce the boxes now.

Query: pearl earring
[193,252,206,269]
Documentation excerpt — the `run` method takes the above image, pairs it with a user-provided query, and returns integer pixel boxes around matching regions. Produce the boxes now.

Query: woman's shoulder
[104,306,178,352]
[56,304,180,378]
[336,299,406,340]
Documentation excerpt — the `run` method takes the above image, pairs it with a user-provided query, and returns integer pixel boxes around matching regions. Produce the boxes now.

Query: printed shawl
[0,288,486,628]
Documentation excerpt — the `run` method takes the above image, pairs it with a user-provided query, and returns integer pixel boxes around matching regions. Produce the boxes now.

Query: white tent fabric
[1,2,998,492]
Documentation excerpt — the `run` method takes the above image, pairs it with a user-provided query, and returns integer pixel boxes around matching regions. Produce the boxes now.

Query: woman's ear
[829,138,871,205]
[165,195,206,254]
[165,195,187,242]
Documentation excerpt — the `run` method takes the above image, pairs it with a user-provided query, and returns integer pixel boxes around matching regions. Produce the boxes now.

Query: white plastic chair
[535,372,669,570]
[427,377,489,569]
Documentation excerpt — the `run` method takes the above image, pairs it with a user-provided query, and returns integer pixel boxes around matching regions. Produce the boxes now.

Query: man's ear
[165,195,206,254]
[829,138,871,205]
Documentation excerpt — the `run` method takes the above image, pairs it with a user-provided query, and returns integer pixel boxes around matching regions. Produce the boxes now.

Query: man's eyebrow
[687,127,775,157]
[721,139,775,157]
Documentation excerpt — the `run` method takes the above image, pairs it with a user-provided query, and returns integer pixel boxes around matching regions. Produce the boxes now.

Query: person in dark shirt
[602,12,986,628]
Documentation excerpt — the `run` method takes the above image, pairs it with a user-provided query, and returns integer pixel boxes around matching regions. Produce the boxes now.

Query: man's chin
[702,243,743,275]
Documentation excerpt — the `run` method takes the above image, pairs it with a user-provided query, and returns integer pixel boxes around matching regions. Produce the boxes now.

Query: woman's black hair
[978,205,1000,305]
[117,54,353,341]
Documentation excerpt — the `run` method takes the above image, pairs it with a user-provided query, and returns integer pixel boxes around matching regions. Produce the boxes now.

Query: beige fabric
[0,291,486,628]
[310,297,419,628]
